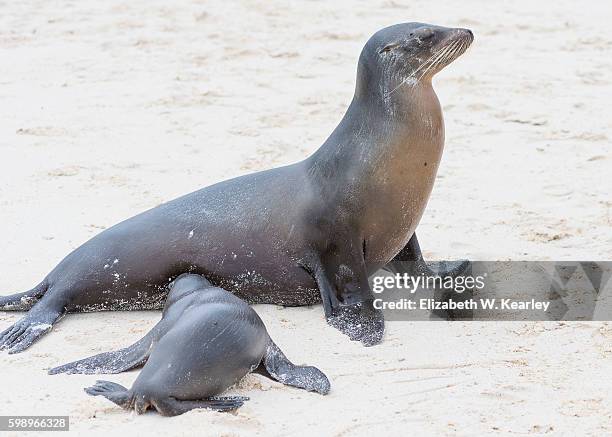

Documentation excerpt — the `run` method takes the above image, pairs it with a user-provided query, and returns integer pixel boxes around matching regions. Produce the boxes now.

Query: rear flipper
[384,257,471,278]
[85,380,247,416]
[84,381,132,409]
[256,340,330,395]
[383,233,472,320]
[0,282,48,311]
[49,321,167,375]
[384,259,473,320]
[383,233,471,278]
[0,294,64,354]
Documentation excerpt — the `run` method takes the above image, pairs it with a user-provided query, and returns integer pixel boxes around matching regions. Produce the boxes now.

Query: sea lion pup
[49,274,330,416]
[1,22,473,352]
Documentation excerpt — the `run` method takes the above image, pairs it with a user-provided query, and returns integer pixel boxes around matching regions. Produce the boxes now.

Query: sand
[1,0,611,435]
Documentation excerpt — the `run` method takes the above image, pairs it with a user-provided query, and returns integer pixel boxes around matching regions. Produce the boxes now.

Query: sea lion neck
[304,80,443,187]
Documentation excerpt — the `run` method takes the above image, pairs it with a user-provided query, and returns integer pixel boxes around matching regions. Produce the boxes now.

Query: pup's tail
[0,281,48,311]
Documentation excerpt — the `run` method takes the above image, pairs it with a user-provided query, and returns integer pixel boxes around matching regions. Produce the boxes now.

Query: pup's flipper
[49,321,167,374]
[257,340,330,395]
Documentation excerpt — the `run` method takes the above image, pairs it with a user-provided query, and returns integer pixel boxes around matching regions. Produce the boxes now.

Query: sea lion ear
[379,42,400,54]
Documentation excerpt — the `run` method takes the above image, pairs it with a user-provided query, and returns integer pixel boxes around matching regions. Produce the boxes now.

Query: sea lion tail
[0,281,48,311]
[84,380,132,409]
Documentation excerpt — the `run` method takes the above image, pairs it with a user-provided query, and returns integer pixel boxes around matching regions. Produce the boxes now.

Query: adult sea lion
[0,22,473,352]
[50,274,330,416]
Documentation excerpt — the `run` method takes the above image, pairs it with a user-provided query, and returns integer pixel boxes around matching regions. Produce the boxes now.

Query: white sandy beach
[1,0,611,435]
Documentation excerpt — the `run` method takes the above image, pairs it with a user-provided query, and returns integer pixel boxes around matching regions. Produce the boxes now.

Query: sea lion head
[356,23,473,98]
[164,273,212,310]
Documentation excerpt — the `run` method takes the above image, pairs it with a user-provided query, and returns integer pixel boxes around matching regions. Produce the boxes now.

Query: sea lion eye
[379,43,399,54]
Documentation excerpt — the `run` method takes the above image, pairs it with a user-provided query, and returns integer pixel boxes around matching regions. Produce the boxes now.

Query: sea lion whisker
[386,74,416,96]
[417,40,459,81]
[411,44,450,77]
[454,39,469,59]
[386,57,434,95]
[435,39,464,72]
[436,41,459,66]
[452,40,466,59]
[387,44,450,96]
[439,40,462,68]
[427,40,459,71]
[440,39,462,65]
[392,41,453,92]
[451,40,469,64]
[419,46,450,79]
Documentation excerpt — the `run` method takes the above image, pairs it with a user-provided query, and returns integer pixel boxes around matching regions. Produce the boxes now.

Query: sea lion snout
[418,25,474,77]
[413,26,473,48]
[451,27,474,45]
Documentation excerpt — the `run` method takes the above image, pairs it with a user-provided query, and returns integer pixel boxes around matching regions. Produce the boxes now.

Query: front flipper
[327,300,384,346]
[49,320,167,375]
[256,340,330,395]
[313,243,385,346]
